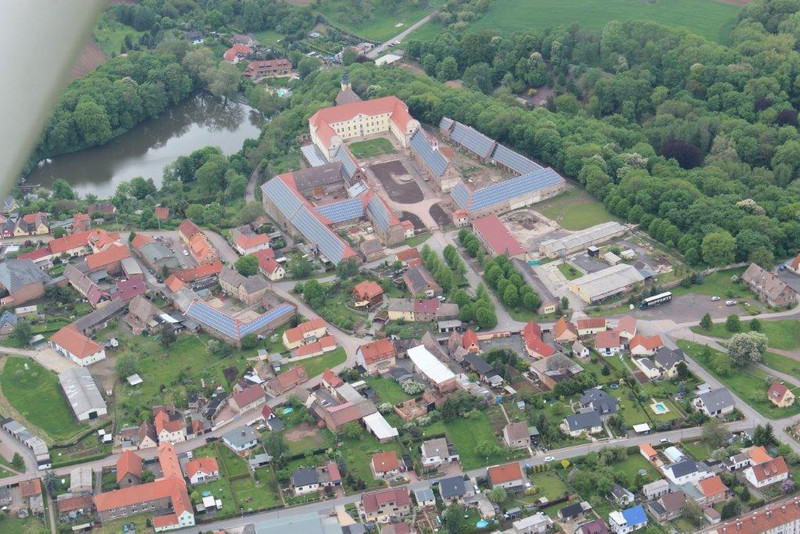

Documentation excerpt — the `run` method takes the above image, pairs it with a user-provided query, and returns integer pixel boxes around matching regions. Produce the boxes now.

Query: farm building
[569,264,645,304]
[58,367,107,422]
[539,221,627,259]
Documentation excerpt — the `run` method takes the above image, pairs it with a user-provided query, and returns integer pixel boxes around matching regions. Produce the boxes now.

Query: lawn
[92,13,144,56]
[414,0,741,44]
[252,29,284,46]
[691,319,800,351]
[364,375,413,405]
[535,189,619,231]
[405,233,431,248]
[0,357,79,441]
[231,475,282,511]
[282,347,347,379]
[672,267,751,299]
[762,352,800,378]
[556,261,583,281]
[614,453,660,487]
[214,442,251,478]
[678,340,800,419]
[193,478,238,518]
[528,471,568,500]
[347,138,396,158]
[337,432,407,490]
[439,412,526,470]
[681,439,714,461]
[317,0,444,42]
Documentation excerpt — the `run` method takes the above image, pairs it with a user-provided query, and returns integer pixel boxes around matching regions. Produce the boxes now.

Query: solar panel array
[347,181,368,198]
[262,176,353,264]
[410,129,448,178]
[187,301,295,340]
[439,117,454,131]
[468,168,565,212]
[333,144,357,179]
[239,304,295,336]
[450,122,496,159]
[492,143,542,175]
[451,182,473,210]
[366,194,392,233]
[300,145,327,167]
[315,197,365,223]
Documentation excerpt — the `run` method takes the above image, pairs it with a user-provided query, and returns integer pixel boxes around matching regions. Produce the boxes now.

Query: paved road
[245,168,259,204]
[366,13,436,59]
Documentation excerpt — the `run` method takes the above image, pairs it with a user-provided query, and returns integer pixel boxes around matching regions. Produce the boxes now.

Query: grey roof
[292,162,345,191]
[120,257,143,276]
[404,266,439,294]
[579,389,618,415]
[439,476,467,499]
[451,168,565,213]
[654,347,685,370]
[387,298,414,313]
[253,512,343,534]
[413,487,435,503]
[668,459,698,478]
[0,259,49,292]
[439,117,454,131]
[73,299,127,333]
[450,121,496,159]
[564,410,603,432]
[292,467,319,487]
[410,129,449,178]
[559,502,584,519]
[222,425,259,448]
[219,267,269,295]
[463,353,493,375]
[492,143,542,175]
[331,145,357,180]
[697,388,735,412]
[58,367,107,417]
[138,242,181,270]
[570,263,645,300]
[301,145,328,167]
[0,311,17,328]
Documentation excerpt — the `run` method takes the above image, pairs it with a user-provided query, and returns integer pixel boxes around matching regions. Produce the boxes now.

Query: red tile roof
[261,257,282,275]
[488,462,523,485]
[293,335,337,357]
[749,446,773,465]
[49,230,92,254]
[639,443,657,458]
[396,248,421,263]
[231,385,266,409]
[154,206,170,221]
[629,334,663,351]
[595,331,621,349]
[750,456,788,483]
[358,338,396,365]
[165,274,185,292]
[131,233,155,251]
[113,278,146,301]
[614,315,636,335]
[223,43,249,61]
[792,252,800,271]
[310,96,415,148]
[56,495,93,514]
[185,457,219,479]
[769,381,791,402]
[371,451,399,473]
[472,214,526,257]
[116,451,143,483]
[157,442,183,483]
[322,369,344,388]
[553,317,578,339]
[354,280,384,299]
[521,321,554,357]
[179,219,202,241]
[361,487,410,514]
[87,244,130,271]
[235,231,270,251]
[18,247,51,261]
[50,325,103,359]
[462,329,479,349]
[174,260,222,282]
[711,496,800,533]
[20,478,42,498]
[414,298,439,315]
[698,475,727,498]
[577,317,606,330]
[284,318,327,345]
[155,410,184,435]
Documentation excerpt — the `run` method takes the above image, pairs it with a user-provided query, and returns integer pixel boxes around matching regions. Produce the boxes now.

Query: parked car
[659,438,670,444]
[543,456,555,462]
[711,296,721,301]
[725,300,737,306]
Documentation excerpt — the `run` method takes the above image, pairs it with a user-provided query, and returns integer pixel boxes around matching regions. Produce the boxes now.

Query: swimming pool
[651,402,669,415]
[476,519,489,528]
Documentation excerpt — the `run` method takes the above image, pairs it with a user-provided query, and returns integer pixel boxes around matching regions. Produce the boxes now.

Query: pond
[26,93,264,198]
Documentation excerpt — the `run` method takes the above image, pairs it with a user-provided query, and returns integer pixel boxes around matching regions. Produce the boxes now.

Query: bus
[640,291,672,309]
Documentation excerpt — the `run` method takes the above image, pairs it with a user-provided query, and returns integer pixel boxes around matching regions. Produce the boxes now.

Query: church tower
[341,72,351,92]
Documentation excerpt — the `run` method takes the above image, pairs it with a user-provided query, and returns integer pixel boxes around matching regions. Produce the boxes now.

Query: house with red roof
[360,487,411,523]
[768,381,796,408]
[72,213,90,233]
[112,278,146,302]
[14,212,49,236]
[487,462,525,491]
[521,321,555,358]
[353,280,384,308]
[49,325,106,366]
[243,58,292,79]
[309,96,419,159]
[744,456,789,488]
[185,457,219,485]
[629,334,664,356]
[266,366,309,395]
[552,316,578,343]
[595,331,622,356]
[356,338,397,374]
[117,450,144,488]
[87,244,130,274]
[371,451,401,479]
[229,384,267,413]
[173,260,222,283]
[613,315,637,340]
[695,475,729,505]
[462,329,480,353]
[577,317,608,337]
[790,252,800,274]
[231,225,271,255]
[321,369,344,391]
[282,318,328,350]
[154,410,186,445]
[178,219,202,243]
[223,43,249,62]
[472,214,526,259]
[292,335,338,358]
[395,247,422,267]
[154,206,169,221]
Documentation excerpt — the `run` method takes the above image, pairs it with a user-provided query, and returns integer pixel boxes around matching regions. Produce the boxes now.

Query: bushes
[482,254,541,312]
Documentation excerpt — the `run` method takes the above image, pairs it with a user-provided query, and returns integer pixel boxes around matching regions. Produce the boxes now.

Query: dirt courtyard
[399,211,425,230]
[370,160,424,204]
[501,209,558,250]
[429,203,452,228]
[286,422,327,447]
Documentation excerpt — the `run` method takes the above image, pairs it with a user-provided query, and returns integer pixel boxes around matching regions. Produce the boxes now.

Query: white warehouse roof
[570,264,644,302]
[408,345,455,385]
[363,412,399,441]
[58,367,107,419]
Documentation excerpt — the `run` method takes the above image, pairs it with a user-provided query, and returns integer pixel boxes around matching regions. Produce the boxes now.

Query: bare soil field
[66,39,108,82]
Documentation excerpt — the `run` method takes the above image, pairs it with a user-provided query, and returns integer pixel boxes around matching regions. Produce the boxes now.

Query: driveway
[0,346,75,373]
[205,230,239,264]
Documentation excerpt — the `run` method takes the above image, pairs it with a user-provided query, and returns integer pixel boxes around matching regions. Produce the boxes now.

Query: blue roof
[454,168,565,213]
[0,311,17,328]
[300,145,327,167]
[492,143,542,175]
[622,504,647,525]
[332,144,357,179]
[439,116,454,131]
[451,182,472,210]
[315,197,364,223]
[410,129,448,178]
[186,301,294,341]
[366,194,393,233]
[450,121,495,159]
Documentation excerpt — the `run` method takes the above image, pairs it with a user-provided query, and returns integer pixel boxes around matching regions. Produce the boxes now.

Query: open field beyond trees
[535,189,619,231]
[316,0,444,42]
[691,319,800,351]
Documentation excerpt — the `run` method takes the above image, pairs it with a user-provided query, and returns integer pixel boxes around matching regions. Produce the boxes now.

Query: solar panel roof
[410,129,448,178]
[492,143,542,175]
[315,197,364,223]
[451,121,495,159]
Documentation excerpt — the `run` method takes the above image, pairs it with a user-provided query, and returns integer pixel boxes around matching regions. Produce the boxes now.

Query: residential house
[317,461,342,490]
[221,426,259,453]
[188,232,219,265]
[321,369,344,392]
[185,457,219,485]
[355,338,397,374]
[595,331,622,356]
[521,321,555,359]
[559,502,591,522]
[154,206,169,221]
[49,325,106,366]
[609,504,647,534]
[420,438,459,468]
[267,366,309,395]
[0,310,17,336]
[291,467,320,495]
[243,58,292,79]
[224,43,250,63]
[487,462,525,491]
[648,491,685,521]
[693,388,736,417]
[790,252,800,274]
[742,263,798,308]
[413,487,436,508]
[64,264,110,308]
[124,295,160,335]
[629,334,664,356]
[229,384,267,413]
[463,353,496,382]
[353,280,384,308]
[292,335,337,358]
[744,456,789,488]
[0,259,50,305]
[218,267,269,305]
[552,316,578,343]
[503,422,530,449]
[15,212,49,236]
[87,202,116,218]
[403,266,442,297]
[86,244,130,274]
[359,239,384,262]
[577,317,608,337]
[117,450,143,488]
[529,353,584,390]
[572,340,590,358]
[639,444,658,463]
[513,513,554,534]
[579,388,619,419]
[283,318,327,350]
[138,421,158,450]
[20,478,44,515]
[439,475,473,504]
[154,410,186,444]
[632,357,660,380]
[387,298,415,321]
[613,315,637,341]
[575,518,609,534]
[260,257,285,281]
[407,345,457,393]
[696,475,729,505]
[361,487,411,523]
[654,347,685,379]
[768,381,796,408]
[562,410,604,437]
[231,225,271,255]
[642,479,670,500]
[371,451,400,479]
[664,459,710,486]
[395,248,422,268]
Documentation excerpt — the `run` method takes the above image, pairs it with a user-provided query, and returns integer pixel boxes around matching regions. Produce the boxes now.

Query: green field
[614,453,660,486]
[678,341,800,420]
[556,262,583,281]
[673,267,753,299]
[691,319,800,351]
[0,357,79,441]
[282,347,347,379]
[347,138,396,158]
[93,13,144,56]
[231,475,282,511]
[528,471,568,500]
[317,0,444,42]
[253,29,284,46]
[405,233,431,247]
[364,375,413,405]
[414,0,741,44]
[536,189,619,231]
